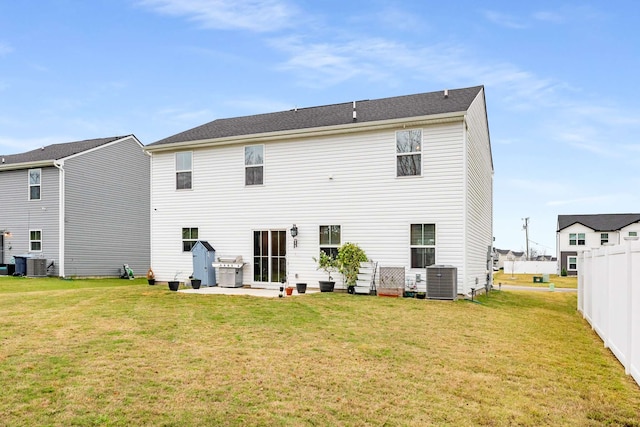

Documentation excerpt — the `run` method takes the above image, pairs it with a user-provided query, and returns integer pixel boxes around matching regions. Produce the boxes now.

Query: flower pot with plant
[337,242,368,294]
[146,268,156,286]
[313,251,337,292]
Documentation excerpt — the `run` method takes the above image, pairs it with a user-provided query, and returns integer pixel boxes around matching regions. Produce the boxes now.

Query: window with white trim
[568,256,577,271]
[569,233,585,246]
[29,169,41,200]
[30,230,42,252]
[319,225,341,258]
[182,227,198,252]
[411,224,436,268]
[600,233,609,245]
[176,152,192,190]
[396,129,421,177]
[245,145,264,186]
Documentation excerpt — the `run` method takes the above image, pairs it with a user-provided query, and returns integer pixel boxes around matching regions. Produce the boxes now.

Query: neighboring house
[493,249,526,269]
[145,86,493,295]
[0,136,150,277]
[557,213,640,276]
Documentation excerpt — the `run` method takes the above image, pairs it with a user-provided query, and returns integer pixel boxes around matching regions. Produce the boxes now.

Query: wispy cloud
[483,10,528,29]
[533,11,563,23]
[137,0,298,32]
[0,42,13,55]
[547,194,629,207]
[0,136,68,155]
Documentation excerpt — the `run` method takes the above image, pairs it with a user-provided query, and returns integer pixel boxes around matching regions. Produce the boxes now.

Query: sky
[1,1,639,256]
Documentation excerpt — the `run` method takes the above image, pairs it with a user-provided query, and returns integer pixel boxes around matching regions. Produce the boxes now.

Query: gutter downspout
[53,160,65,278]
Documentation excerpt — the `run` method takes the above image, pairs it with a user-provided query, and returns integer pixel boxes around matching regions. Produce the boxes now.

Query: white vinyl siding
[464,88,494,293]
[150,120,471,290]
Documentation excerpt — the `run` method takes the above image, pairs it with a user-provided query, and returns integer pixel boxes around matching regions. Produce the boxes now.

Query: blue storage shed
[191,241,216,286]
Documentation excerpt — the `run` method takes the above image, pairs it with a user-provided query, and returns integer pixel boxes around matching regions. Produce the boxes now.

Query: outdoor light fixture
[291,224,299,248]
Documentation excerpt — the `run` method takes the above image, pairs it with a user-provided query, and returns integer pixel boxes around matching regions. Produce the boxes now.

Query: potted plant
[168,272,181,292]
[189,273,202,289]
[336,242,368,294]
[313,251,338,292]
[146,268,156,286]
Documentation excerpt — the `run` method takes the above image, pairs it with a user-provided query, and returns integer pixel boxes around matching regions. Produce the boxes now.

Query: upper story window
[182,227,198,252]
[176,152,192,190]
[411,224,435,268]
[569,233,585,246]
[396,129,421,177]
[629,231,638,237]
[600,233,609,245]
[29,169,41,200]
[245,145,264,186]
[30,230,42,251]
[319,225,341,258]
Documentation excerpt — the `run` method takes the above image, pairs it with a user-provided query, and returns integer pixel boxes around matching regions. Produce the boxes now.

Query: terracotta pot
[285,287,294,296]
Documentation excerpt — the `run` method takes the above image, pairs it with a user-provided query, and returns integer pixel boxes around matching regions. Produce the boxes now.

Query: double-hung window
[396,129,421,177]
[569,233,585,246]
[176,152,192,190]
[30,230,42,252]
[319,225,341,258]
[411,224,435,268]
[182,227,198,252]
[600,233,609,245]
[29,169,41,200]
[245,145,264,186]
[568,256,577,271]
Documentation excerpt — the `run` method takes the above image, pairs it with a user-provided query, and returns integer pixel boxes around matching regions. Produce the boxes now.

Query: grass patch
[494,271,578,288]
[0,277,638,425]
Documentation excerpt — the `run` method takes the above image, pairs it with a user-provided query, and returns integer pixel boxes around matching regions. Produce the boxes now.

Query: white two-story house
[145,86,493,295]
[556,213,640,276]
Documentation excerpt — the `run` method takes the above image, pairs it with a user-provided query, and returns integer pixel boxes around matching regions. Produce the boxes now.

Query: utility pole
[522,217,530,260]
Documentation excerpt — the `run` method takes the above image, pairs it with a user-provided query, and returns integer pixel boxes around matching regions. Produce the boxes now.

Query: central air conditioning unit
[426,265,458,300]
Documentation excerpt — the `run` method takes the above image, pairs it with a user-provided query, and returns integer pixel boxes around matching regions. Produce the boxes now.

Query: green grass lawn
[0,276,637,426]
[493,271,578,288]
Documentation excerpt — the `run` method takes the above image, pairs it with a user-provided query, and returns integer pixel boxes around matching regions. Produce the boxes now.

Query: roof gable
[0,136,131,167]
[149,86,484,146]
[557,213,640,232]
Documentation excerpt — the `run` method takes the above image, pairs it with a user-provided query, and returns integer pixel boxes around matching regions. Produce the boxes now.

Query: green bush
[561,268,568,277]
[337,242,368,286]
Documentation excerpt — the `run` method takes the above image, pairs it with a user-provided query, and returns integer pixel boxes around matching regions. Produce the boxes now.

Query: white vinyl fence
[503,260,557,275]
[578,237,640,387]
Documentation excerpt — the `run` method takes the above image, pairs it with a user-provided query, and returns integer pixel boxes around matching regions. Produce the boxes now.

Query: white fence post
[624,236,638,375]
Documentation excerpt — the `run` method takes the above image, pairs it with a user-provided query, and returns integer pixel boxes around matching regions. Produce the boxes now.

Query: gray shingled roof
[558,214,640,232]
[0,136,128,166]
[149,86,484,146]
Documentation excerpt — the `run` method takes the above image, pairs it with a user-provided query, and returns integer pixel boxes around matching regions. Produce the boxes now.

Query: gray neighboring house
[0,136,150,277]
